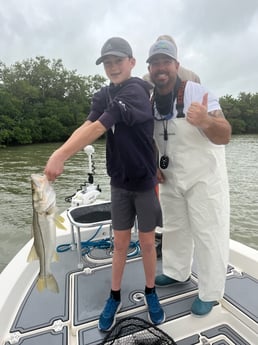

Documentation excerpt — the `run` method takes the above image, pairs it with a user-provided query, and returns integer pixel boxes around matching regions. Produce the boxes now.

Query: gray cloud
[1,0,258,97]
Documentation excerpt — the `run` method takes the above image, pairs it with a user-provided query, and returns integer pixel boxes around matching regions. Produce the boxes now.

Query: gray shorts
[111,186,163,232]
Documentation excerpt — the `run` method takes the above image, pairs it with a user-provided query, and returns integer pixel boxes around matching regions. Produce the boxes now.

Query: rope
[56,224,140,258]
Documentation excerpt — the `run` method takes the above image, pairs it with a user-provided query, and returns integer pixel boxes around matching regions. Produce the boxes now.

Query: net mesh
[100,317,177,345]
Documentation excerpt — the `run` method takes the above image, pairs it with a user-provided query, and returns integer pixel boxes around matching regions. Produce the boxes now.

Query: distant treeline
[0,57,106,146]
[0,57,257,146]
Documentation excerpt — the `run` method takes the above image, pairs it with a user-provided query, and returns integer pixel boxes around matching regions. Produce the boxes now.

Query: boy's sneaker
[144,291,165,325]
[98,296,122,331]
[155,274,190,287]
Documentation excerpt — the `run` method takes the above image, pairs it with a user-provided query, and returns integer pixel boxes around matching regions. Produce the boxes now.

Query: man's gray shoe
[191,296,216,317]
[155,274,190,287]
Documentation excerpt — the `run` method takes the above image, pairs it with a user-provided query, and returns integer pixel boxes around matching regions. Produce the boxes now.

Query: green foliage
[220,93,258,134]
[228,119,246,134]
[0,57,106,146]
[0,56,258,146]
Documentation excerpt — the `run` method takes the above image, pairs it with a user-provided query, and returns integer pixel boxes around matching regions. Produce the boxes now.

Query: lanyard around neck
[153,76,181,121]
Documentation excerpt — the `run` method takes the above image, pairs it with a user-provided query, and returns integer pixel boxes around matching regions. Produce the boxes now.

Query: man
[143,34,200,85]
[147,39,231,316]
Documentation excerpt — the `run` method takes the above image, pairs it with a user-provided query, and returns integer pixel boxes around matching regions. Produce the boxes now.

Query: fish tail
[37,275,59,293]
[36,277,47,292]
[27,245,39,262]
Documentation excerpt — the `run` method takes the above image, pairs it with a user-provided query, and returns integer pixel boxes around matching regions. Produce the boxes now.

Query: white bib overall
[154,83,230,301]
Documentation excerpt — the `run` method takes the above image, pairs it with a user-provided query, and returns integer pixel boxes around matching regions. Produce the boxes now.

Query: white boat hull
[0,204,257,344]
[1,144,257,344]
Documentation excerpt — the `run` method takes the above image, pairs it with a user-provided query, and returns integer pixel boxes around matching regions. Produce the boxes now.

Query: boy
[44,37,165,331]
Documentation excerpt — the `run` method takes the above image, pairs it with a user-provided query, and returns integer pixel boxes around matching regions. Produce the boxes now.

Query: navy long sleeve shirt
[88,77,157,191]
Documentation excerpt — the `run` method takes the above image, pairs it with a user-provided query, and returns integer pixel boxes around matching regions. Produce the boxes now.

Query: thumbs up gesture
[187,93,211,129]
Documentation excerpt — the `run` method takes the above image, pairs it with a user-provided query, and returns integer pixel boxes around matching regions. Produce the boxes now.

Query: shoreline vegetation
[1,57,258,147]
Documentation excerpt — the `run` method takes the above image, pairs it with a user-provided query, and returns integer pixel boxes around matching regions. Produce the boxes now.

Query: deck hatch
[224,273,258,323]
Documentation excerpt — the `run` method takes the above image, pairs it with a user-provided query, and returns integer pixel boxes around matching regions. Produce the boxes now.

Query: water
[0,136,258,272]
[225,135,258,249]
[0,140,109,272]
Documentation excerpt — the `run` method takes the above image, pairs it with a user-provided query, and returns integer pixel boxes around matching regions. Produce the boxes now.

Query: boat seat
[67,202,112,268]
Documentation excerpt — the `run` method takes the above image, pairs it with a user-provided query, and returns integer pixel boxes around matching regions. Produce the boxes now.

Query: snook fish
[27,174,65,293]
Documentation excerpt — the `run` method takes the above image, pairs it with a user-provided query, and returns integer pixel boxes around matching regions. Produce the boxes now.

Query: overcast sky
[1,0,258,98]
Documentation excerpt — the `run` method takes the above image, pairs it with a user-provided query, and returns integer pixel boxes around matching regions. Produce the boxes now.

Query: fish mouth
[31,174,56,212]
[31,173,47,188]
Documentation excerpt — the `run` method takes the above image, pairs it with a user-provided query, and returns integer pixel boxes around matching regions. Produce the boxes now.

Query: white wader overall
[154,85,230,301]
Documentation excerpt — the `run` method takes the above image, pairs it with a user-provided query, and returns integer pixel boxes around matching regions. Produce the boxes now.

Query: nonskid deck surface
[5,247,258,345]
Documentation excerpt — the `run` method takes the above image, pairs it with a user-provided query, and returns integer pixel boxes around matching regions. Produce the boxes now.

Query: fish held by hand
[27,174,65,293]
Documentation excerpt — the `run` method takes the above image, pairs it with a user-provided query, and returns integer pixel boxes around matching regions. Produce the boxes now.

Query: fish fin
[52,251,59,262]
[37,275,59,293]
[27,245,39,262]
[55,214,67,230]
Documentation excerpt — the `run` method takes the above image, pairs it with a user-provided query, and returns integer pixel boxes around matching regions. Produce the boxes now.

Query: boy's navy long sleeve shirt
[88,77,157,191]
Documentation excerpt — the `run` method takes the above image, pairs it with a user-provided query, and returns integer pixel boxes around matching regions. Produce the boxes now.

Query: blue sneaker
[98,296,122,331]
[155,274,190,287]
[191,296,216,316]
[144,291,165,325]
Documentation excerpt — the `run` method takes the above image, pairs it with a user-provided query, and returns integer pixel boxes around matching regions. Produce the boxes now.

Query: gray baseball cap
[96,37,133,65]
[146,40,178,63]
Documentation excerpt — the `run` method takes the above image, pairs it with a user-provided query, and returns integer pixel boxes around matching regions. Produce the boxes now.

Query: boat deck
[5,244,258,345]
